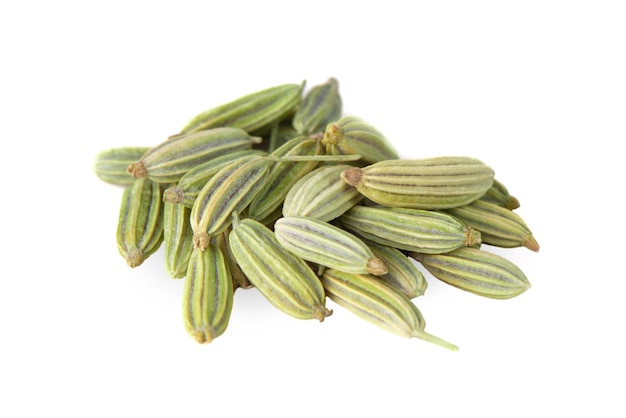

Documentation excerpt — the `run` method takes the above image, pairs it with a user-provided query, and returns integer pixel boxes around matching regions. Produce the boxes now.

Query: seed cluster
[94,78,539,350]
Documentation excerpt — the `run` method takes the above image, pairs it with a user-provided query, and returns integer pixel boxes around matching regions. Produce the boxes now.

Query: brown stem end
[127,161,147,179]
[340,167,363,188]
[367,256,388,276]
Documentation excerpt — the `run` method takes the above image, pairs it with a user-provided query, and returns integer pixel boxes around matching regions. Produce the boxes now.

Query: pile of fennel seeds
[93,78,539,350]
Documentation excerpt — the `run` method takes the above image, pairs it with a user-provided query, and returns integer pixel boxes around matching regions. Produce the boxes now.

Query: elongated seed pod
[292,77,342,135]
[183,245,234,344]
[411,247,531,299]
[162,150,267,207]
[479,178,520,210]
[339,205,481,254]
[247,137,323,222]
[445,200,539,251]
[321,269,458,350]
[282,164,364,222]
[163,202,194,278]
[366,241,428,299]
[191,157,270,250]
[229,217,332,321]
[179,82,305,135]
[127,127,260,183]
[116,179,164,267]
[322,115,398,164]
[274,216,387,275]
[341,156,495,209]
[94,146,149,186]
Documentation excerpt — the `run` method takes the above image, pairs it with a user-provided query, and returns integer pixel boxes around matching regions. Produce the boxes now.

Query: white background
[1,1,625,416]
